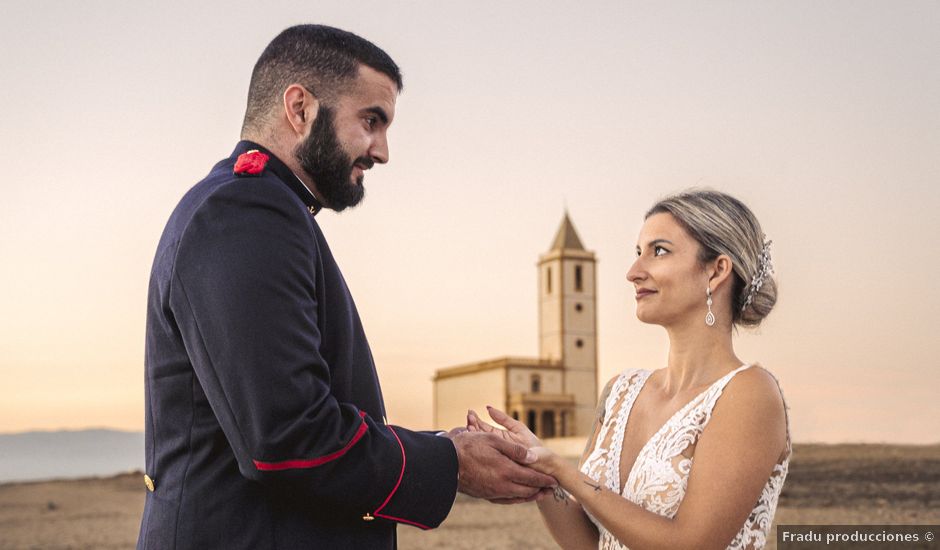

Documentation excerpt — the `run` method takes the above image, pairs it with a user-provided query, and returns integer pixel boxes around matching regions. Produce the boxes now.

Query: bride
[470,189,790,549]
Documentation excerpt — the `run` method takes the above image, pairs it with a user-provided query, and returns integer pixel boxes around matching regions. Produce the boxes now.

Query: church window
[575,265,583,291]
[546,267,552,293]
[575,303,583,312]
[576,338,584,348]
[531,374,541,393]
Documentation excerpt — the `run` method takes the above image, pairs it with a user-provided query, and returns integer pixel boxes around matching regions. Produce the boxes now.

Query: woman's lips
[635,289,657,299]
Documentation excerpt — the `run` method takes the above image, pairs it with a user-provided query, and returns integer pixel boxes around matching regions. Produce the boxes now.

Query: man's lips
[635,289,657,299]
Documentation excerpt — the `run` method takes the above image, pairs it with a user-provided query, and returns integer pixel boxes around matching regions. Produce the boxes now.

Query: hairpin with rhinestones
[741,239,773,312]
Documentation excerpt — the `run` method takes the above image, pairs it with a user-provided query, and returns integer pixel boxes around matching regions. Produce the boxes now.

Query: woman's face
[626,213,709,327]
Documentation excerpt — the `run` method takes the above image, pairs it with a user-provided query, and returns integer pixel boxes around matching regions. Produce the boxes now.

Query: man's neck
[241,133,327,206]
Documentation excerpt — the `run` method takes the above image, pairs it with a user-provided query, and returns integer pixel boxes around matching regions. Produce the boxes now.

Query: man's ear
[708,255,735,291]
[282,84,319,136]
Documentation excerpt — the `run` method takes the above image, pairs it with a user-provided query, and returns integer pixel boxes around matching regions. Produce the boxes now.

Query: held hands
[466,406,563,477]
[444,428,556,504]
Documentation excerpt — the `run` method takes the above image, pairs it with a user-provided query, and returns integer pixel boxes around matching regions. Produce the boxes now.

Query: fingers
[487,491,544,505]
[468,410,499,433]
[488,433,536,464]
[535,487,555,502]
[486,405,527,434]
[506,462,558,489]
[487,496,533,505]
[453,430,557,501]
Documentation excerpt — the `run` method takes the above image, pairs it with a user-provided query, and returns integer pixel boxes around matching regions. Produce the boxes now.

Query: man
[138,25,555,549]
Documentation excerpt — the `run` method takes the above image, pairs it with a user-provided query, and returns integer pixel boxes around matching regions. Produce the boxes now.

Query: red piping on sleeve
[374,425,432,530]
[252,411,368,471]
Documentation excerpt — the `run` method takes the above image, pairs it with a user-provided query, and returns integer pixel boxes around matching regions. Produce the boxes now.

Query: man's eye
[365,116,378,128]
[654,246,668,256]
[635,248,642,258]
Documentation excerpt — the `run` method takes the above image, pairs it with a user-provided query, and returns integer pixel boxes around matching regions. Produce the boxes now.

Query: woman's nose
[626,258,644,283]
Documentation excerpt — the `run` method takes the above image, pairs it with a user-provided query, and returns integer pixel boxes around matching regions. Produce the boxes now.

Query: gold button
[144,474,155,492]
[362,513,375,521]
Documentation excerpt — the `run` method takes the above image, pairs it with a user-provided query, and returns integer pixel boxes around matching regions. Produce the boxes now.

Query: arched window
[575,264,583,291]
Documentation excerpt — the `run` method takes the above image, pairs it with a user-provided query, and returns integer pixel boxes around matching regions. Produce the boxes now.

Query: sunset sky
[1,1,938,443]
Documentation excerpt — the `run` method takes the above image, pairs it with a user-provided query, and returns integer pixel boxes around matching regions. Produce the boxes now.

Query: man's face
[294,65,397,212]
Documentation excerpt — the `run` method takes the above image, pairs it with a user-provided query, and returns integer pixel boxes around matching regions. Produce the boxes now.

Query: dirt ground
[1,444,937,549]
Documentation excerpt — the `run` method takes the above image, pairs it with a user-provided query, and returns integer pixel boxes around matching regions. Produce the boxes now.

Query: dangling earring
[705,287,716,326]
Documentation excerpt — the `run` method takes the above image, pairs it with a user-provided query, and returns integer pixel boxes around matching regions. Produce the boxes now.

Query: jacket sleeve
[169,176,458,529]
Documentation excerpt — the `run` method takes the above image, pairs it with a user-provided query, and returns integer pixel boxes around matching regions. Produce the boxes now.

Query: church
[433,213,598,439]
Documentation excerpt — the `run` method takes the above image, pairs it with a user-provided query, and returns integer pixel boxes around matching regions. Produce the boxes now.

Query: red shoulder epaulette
[234,150,270,176]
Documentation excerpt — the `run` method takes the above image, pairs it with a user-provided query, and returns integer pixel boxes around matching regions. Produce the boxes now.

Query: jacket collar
[232,140,323,216]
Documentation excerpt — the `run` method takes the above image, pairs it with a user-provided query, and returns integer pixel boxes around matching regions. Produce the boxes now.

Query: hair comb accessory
[741,239,773,312]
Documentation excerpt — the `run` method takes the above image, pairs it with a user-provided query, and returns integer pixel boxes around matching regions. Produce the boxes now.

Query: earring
[705,287,716,326]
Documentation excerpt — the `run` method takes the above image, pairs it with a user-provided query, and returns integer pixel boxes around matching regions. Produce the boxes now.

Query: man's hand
[467,406,541,449]
[443,430,557,504]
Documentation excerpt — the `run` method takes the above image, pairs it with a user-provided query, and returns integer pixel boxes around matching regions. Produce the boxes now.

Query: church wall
[565,369,598,436]
[538,332,563,362]
[562,333,596,372]
[538,262,562,361]
[561,258,598,437]
[507,367,563,395]
[563,298,595,333]
[561,258,596,296]
[434,368,505,431]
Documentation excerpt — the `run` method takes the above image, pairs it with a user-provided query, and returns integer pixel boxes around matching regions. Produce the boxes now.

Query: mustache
[353,157,374,170]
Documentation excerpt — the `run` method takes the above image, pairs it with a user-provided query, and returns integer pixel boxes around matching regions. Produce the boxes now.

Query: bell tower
[537,212,598,437]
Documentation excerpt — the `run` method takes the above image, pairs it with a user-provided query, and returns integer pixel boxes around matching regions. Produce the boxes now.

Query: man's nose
[370,132,389,164]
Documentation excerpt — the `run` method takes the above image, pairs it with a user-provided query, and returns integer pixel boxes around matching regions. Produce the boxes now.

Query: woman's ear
[708,254,734,291]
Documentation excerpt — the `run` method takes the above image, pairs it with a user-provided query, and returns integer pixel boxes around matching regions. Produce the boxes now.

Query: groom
[138,24,555,549]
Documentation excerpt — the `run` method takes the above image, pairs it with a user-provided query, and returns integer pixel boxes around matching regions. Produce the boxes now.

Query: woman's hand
[528,446,563,477]
[467,406,542,449]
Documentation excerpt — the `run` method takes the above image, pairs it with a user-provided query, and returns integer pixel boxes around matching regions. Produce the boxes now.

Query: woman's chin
[634,310,656,325]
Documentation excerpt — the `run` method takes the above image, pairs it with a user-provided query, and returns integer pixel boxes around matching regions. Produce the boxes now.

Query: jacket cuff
[370,426,459,529]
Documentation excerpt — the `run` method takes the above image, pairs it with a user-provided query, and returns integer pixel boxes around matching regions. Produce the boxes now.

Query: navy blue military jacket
[138,142,458,549]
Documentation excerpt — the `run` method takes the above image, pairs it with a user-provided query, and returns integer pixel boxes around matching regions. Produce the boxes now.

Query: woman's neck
[660,321,740,396]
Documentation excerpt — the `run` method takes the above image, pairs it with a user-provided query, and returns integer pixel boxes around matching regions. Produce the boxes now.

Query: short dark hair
[241,24,402,135]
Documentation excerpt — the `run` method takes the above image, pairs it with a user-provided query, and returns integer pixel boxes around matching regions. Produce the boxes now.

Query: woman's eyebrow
[637,238,674,248]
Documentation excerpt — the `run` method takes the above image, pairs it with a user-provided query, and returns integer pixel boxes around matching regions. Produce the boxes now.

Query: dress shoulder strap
[692,364,755,425]
[695,364,792,457]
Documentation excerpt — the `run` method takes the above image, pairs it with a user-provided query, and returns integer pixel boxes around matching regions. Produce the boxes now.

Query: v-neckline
[614,364,751,493]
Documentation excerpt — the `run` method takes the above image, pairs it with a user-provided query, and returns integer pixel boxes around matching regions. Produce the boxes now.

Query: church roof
[549,212,585,251]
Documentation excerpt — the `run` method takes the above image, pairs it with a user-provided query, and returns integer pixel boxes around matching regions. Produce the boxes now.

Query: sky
[1,1,938,443]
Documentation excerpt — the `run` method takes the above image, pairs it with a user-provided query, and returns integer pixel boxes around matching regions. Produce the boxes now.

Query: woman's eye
[654,246,668,256]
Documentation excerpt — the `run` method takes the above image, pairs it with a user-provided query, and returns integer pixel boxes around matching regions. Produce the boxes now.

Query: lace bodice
[580,364,791,550]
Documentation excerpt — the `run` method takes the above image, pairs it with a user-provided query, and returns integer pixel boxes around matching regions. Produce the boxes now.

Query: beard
[294,105,368,212]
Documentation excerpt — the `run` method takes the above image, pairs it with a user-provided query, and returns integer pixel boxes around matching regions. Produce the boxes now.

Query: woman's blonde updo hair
[646,189,777,327]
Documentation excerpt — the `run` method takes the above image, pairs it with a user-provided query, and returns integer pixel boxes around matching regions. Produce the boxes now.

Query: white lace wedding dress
[580,364,791,550]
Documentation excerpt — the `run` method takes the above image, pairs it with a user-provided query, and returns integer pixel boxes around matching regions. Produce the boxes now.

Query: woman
[469,189,790,549]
